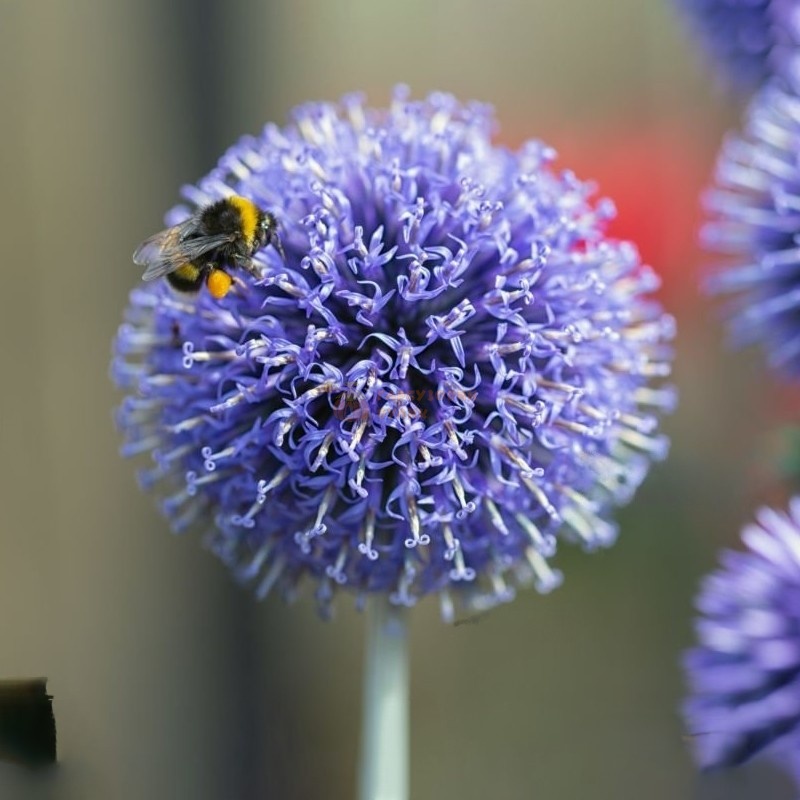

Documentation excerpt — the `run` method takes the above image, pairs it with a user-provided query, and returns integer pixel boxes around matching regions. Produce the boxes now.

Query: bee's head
[259,211,285,260]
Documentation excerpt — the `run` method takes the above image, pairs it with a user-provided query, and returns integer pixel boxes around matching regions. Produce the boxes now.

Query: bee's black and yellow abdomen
[166,263,205,293]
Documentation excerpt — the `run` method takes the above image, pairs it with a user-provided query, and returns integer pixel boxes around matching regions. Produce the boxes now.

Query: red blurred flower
[499,121,713,304]
[554,126,710,301]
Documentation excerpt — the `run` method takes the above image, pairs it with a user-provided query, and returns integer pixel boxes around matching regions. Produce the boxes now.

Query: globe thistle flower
[683,499,800,775]
[112,88,675,619]
[673,0,799,91]
[703,66,800,376]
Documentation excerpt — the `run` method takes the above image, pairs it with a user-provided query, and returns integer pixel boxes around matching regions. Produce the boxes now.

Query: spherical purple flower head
[704,61,800,375]
[112,88,675,619]
[674,0,800,91]
[683,500,800,775]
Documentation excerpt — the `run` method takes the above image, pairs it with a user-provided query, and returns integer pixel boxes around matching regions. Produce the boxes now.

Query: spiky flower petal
[683,499,800,776]
[703,64,800,374]
[112,89,675,618]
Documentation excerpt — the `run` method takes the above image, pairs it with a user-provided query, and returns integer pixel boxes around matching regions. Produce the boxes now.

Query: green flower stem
[358,596,409,800]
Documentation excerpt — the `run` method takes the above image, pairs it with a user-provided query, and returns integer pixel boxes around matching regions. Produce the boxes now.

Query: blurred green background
[0,0,794,797]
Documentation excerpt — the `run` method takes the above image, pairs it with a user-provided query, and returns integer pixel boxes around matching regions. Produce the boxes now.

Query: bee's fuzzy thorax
[226,195,260,247]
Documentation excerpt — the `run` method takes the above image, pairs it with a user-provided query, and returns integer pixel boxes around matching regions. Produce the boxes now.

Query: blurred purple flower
[112,88,675,618]
[703,63,800,374]
[683,500,800,776]
[673,0,800,91]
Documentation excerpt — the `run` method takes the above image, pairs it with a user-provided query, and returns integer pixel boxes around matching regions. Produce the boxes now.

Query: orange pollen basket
[206,269,233,299]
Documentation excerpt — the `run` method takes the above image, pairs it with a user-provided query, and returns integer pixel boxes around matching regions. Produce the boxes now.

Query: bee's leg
[269,230,286,261]
[234,256,264,279]
[217,259,247,292]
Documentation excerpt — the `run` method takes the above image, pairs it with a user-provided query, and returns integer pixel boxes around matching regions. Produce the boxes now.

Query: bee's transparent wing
[133,219,193,279]
[133,219,234,281]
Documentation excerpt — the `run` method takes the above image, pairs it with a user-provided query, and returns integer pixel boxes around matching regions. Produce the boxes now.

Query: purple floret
[112,88,675,618]
[684,499,800,778]
[673,0,800,92]
[704,63,800,375]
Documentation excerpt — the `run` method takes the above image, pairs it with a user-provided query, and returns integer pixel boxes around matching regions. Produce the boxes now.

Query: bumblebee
[133,195,284,299]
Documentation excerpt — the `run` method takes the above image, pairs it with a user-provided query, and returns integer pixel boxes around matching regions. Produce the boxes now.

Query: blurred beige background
[0,0,794,798]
